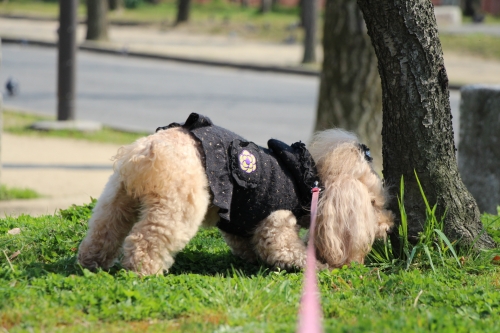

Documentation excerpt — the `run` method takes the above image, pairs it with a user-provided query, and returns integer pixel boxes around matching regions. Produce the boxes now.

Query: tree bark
[58,0,78,120]
[0,39,2,185]
[357,0,495,249]
[86,0,109,41]
[176,0,191,25]
[299,0,305,27]
[315,0,382,171]
[108,0,123,11]
[301,0,317,63]
[260,0,272,14]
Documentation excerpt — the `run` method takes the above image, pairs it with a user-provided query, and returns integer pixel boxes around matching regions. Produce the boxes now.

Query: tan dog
[78,117,393,276]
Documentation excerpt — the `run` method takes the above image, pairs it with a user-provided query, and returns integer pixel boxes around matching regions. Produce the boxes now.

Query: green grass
[0,0,306,43]
[371,172,464,272]
[462,14,500,25]
[1,195,500,332]
[0,0,83,19]
[440,33,500,61]
[0,185,41,200]
[3,110,148,145]
[482,207,500,245]
[368,173,500,271]
[111,1,305,42]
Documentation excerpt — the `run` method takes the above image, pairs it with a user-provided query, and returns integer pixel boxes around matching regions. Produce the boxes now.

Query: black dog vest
[157,113,320,238]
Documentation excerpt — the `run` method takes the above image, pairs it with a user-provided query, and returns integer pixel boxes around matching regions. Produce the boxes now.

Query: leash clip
[311,181,321,193]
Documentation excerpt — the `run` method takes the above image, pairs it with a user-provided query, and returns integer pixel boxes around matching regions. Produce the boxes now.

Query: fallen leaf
[7,228,21,235]
[9,250,21,260]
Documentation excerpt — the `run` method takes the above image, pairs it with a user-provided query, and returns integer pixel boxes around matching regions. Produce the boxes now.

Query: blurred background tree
[260,0,272,13]
[315,0,382,171]
[86,0,109,40]
[301,0,318,63]
[108,0,123,11]
[176,0,191,24]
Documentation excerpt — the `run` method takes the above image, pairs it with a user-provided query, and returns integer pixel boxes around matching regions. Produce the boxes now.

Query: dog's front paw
[77,242,117,271]
[121,256,166,276]
[77,256,100,271]
[121,240,173,276]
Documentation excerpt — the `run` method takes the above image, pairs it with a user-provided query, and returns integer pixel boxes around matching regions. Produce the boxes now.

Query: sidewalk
[0,133,120,217]
[1,16,500,217]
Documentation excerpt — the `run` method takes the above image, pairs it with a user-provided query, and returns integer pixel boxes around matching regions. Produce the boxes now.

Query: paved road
[1,44,319,146]
[1,44,461,146]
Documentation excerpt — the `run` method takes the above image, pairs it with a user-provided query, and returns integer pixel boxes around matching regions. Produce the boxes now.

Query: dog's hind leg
[220,231,258,263]
[121,185,210,276]
[78,172,139,270]
[252,210,327,270]
[118,129,211,276]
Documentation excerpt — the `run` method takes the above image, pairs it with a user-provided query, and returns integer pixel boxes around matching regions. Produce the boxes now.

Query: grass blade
[406,247,418,270]
[423,245,436,273]
[434,229,461,267]
[414,170,432,214]
[435,242,446,267]
[398,175,409,259]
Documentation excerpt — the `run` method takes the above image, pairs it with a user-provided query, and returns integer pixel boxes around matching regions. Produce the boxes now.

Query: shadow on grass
[15,256,82,279]
[16,251,264,279]
[170,250,263,276]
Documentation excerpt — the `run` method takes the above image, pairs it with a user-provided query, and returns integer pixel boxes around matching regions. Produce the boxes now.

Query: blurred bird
[6,77,19,96]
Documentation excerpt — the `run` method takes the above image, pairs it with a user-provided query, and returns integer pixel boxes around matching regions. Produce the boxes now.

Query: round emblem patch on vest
[239,150,257,173]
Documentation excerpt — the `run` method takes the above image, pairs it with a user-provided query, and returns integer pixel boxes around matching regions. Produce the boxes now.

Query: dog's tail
[309,129,378,267]
[113,128,203,198]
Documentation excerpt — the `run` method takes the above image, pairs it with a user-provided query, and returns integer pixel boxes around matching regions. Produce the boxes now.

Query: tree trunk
[298,0,305,27]
[0,39,2,185]
[315,0,382,172]
[301,0,317,63]
[357,0,495,250]
[176,0,191,25]
[108,0,123,11]
[86,0,109,41]
[463,0,484,21]
[58,0,78,121]
[260,0,272,14]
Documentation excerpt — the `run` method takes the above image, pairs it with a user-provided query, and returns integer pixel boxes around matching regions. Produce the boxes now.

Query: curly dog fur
[78,126,394,276]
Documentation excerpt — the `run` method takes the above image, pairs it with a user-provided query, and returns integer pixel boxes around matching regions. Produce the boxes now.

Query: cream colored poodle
[78,113,393,276]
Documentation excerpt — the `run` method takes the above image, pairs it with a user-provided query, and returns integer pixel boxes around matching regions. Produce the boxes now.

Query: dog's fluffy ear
[308,129,385,267]
[314,176,376,267]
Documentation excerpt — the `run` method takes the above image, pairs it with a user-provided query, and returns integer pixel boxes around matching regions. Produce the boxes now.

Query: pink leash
[297,182,323,333]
